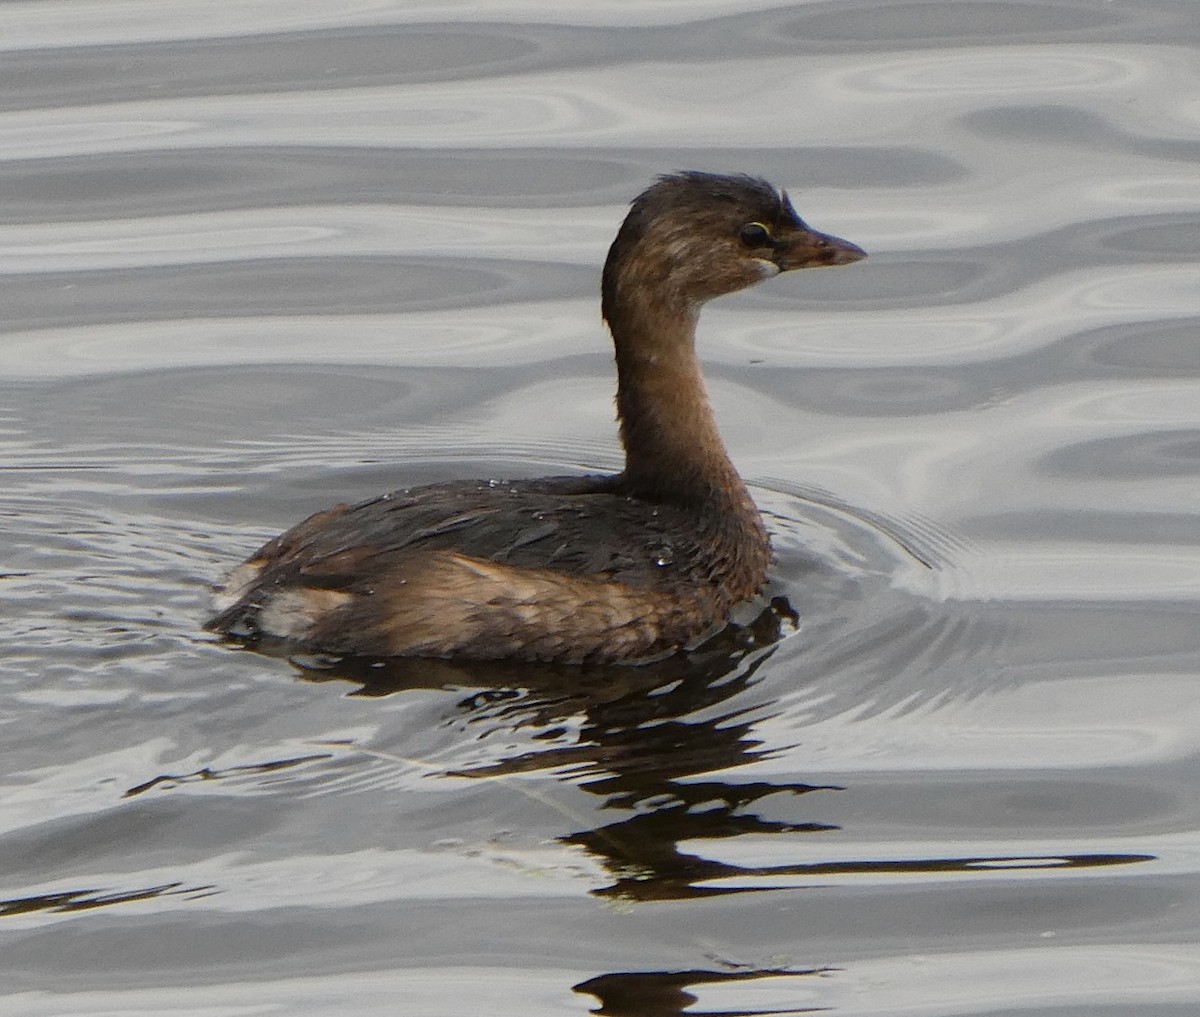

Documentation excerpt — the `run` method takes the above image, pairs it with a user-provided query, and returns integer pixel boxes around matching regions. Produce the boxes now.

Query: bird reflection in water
[292,596,843,903]
[291,599,1150,908]
[574,964,835,1017]
[289,602,1154,1017]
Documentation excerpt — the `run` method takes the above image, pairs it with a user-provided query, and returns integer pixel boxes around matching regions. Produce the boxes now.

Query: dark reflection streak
[123,752,331,798]
[569,803,839,903]
[0,881,213,918]
[575,966,835,1017]
[690,851,1156,892]
[581,841,1153,902]
[597,853,1155,903]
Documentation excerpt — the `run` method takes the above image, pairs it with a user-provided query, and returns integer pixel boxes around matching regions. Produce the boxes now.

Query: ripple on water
[0,256,592,331]
[778,1,1126,44]
[841,47,1141,95]
[0,28,545,114]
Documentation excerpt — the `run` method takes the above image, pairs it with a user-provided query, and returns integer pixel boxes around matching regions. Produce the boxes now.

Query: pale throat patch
[753,258,781,278]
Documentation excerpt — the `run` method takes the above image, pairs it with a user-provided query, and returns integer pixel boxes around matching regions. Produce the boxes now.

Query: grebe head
[602,171,865,321]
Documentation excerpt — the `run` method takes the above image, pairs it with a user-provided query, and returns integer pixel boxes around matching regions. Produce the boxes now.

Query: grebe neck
[609,299,751,513]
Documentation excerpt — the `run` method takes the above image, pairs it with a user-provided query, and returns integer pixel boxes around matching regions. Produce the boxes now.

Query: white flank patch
[209,560,264,613]
[256,587,355,640]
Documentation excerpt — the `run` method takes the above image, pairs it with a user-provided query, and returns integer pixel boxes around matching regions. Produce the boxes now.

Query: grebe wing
[223,475,705,596]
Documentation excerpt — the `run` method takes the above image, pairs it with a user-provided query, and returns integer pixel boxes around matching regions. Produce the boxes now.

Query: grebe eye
[739,222,774,247]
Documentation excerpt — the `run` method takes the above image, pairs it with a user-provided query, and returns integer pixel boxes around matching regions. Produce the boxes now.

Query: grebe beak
[776,227,866,271]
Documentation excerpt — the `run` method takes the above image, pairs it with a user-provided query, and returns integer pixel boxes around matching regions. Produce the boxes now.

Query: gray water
[3,2,1199,1015]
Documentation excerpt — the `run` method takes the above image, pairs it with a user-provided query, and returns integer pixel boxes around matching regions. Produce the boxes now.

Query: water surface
[2,2,1199,1015]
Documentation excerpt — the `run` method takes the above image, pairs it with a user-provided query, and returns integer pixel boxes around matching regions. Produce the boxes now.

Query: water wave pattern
[2,2,1199,1016]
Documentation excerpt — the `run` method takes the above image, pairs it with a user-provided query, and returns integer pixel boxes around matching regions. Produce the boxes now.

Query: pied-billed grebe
[207,172,865,663]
